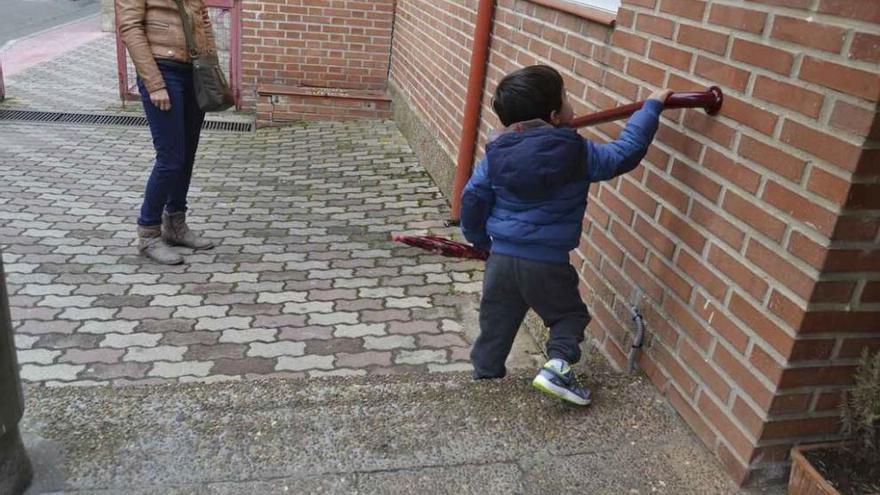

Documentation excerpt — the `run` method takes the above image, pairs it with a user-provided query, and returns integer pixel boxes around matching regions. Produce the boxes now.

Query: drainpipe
[449,0,496,224]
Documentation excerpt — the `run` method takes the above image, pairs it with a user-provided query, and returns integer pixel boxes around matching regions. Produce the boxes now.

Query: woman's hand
[150,89,172,111]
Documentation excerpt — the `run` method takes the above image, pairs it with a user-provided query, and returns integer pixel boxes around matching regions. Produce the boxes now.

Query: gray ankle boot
[162,211,215,250]
[138,225,184,265]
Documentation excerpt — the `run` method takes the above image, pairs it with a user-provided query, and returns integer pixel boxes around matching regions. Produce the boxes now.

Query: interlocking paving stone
[3,108,489,385]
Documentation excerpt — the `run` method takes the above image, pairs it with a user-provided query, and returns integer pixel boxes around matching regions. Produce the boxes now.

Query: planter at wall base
[0,426,33,495]
[789,443,880,495]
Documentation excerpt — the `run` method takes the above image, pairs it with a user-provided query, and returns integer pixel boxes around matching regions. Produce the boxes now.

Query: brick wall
[389,0,478,169]
[241,0,395,124]
[389,0,880,485]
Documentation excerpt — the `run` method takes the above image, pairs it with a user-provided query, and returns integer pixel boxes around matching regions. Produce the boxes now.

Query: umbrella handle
[570,86,723,128]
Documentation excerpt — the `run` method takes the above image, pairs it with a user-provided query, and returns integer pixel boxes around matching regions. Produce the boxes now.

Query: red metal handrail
[571,86,723,128]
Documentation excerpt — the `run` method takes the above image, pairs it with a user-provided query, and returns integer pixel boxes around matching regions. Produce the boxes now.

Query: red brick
[586,200,611,229]
[671,160,722,203]
[625,0,658,7]
[636,13,676,39]
[762,416,841,440]
[646,171,690,213]
[663,295,713,351]
[748,0,811,9]
[599,186,635,225]
[701,148,760,194]
[832,216,880,242]
[810,281,856,304]
[729,291,796,358]
[601,252,635,300]
[690,202,745,250]
[709,4,767,34]
[666,380,716,447]
[611,30,647,55]
[823,249,880,273]
[681,340,731,402]
[659,0,706,21]
[659,207,706,253]
[634,215,676,260]
[655,344,700,399]
[749,344,782,384]
[626,59,665,86]
[649,42,693,71]
[753,76,824,119]
[781,120,863,173]
[800,311,880,334]
[721,95,778,136]
[722,191,787,243]
[684,110,736,148]
[619,177,659,217]
[762,181,837,237]
[747,239,815,301]
[694,56,750,93]
[699,392,755,461]
[694,293,750,354]
[676,251,726,300]
[604,72,640,100]
[676,25,728,55]
[713,344,775,411]
[611,219,648,262]
[806,167,850,205]
[817,0,880,24]
[848,183,880,210]
[790,339,836,361]
[623,256,666,302]
[768,290,806,329]
[769,393,812,415]
[656,124,703,162]
[862,281,880,304]
[589,226,625,267]
[733,396,765,438]
[850,32,880,64]
[717,442,750,486]
[814,391,844,412]
[800,56,880,102]
[837,338,880,359]
[779,365,857,389]
[730,39,794,77]
[771,16,846,53]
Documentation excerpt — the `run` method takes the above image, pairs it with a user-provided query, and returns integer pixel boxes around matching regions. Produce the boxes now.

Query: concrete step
[20,354,777,494]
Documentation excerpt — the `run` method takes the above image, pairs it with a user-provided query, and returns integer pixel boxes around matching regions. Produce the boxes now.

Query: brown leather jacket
[116,0,216,93]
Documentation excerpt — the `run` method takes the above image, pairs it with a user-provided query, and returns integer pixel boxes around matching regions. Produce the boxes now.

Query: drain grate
[0,109,254,132]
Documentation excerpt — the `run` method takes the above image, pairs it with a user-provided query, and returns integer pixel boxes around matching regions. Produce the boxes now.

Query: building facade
[235,0,879,485]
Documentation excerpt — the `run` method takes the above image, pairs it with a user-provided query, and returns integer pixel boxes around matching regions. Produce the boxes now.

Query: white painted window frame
[566,0,621,14]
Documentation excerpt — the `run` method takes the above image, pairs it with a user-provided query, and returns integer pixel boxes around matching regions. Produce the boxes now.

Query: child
[460,65,671,406]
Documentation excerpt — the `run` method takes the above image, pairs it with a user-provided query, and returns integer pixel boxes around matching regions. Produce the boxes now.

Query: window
[568,0,621,14]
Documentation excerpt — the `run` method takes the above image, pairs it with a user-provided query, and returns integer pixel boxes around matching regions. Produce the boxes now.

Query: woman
[117,0,215,264]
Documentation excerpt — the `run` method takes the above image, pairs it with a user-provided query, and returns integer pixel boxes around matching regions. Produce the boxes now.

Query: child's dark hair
[492,65,564,127]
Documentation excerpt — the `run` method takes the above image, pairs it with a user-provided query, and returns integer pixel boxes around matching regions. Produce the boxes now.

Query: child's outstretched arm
[460,158,494,251]
[585,89,672,182]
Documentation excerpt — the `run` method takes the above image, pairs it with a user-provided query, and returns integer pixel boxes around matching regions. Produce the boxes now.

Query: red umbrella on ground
[392,235,489,260]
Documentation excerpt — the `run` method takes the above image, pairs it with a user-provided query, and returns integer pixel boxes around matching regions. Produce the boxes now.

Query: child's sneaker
[532,359,592,406]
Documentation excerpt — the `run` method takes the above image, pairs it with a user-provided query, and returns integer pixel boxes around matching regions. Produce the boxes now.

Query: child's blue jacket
[460,99,664,264]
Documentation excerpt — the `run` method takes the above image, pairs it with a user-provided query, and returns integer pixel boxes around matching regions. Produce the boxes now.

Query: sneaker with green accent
[532,359,592,406]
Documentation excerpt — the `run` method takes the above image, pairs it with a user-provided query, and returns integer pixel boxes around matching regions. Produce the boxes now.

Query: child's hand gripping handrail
[570,86,723,129]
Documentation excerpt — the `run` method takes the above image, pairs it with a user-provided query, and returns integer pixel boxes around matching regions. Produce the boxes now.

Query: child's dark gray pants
[471,253,591,379]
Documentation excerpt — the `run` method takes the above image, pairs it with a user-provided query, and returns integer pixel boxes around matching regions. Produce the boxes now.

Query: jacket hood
[486,120,585,202]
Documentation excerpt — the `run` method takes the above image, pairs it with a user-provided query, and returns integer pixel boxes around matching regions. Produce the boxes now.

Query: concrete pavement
[21,353,775,494]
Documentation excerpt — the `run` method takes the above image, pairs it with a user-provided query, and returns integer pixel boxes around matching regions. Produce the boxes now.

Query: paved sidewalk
[0,34,121,112]
[1,119,511,386]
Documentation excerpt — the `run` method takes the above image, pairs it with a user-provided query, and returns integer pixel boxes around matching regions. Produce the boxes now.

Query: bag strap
[172,0,199,58]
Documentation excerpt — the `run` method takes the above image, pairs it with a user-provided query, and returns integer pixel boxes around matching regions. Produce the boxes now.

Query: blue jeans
[137,61,205,226]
